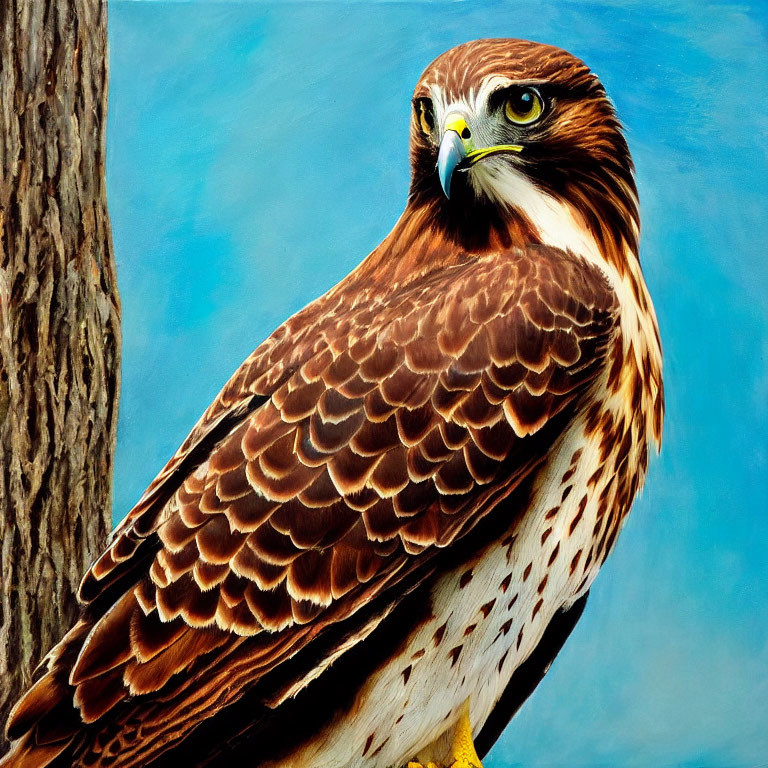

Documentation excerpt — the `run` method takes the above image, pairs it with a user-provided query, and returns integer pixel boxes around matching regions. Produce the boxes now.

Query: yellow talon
[406,698,482,768]
[450,698,483,768]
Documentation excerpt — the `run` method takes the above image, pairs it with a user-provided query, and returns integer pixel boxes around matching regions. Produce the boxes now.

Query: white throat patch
[470,159,602,263]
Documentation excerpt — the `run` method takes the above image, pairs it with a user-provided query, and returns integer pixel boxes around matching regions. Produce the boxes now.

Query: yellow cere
[444,113,471,138]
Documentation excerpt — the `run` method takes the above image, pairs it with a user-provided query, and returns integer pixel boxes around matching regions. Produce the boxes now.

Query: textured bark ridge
[0,0,120,751]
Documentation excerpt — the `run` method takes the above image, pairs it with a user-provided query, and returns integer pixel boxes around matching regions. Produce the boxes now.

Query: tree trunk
[0,0,120,752]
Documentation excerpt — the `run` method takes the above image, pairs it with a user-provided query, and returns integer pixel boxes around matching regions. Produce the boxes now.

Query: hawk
[2,38,663,768]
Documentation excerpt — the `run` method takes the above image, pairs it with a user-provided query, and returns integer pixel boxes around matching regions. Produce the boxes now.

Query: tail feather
[0,732,71,768]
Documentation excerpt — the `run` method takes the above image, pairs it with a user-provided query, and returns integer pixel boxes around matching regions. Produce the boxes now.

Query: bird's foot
[406,698,483,768]
[449,698,483,768]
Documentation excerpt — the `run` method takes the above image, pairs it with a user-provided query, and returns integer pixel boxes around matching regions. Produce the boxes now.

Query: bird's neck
[351,199,533,288]
[353,177,640,289]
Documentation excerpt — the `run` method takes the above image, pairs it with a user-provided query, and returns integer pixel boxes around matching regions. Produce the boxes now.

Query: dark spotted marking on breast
[507,593,518,610]
[504,534,518,561]
[448,645,463,667]
[595,518,618,564]
[600,426,620,463]
[395,715,404,725]
[516,627,524,650]
[585,401,602,433]
[402,665,412,685]
[570,447,584,466]
[532,598,544,620]
[433,622,448,646]
[479,598,496,618]
[561,484,573,502]
[459,569,474,588]
[569,506,585,535]
[639,441,649,474]
[570,549,582,574]
[362,733,376,757]
[545,505,560,520]
[497,648,510,674]
[599,476,615,506]
[577,574,590,592]
[608,328,625,382]
[412,648,425,660]
[541,526,552,545]
[587,468,602,488]
[499,573,513,593]
[614,423,633,468]
[561,466,577,484]
[370,738,389,758]
[537,575,548,594]
[499,617,514,636]
[464,623,477,636]
[522,562,532,581]
[547,542,560,566]
[583,549,594,572]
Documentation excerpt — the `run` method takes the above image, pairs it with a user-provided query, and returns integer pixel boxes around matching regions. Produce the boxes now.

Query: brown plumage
[1,39,663,768]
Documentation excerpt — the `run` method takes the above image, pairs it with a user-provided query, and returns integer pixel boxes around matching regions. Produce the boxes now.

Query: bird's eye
[415,98,435,136]
[504,87,544,125]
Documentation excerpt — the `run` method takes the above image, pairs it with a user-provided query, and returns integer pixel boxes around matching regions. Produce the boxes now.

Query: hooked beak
[436,112,525,199]
[437,131,466,199]
[437,114,470,199]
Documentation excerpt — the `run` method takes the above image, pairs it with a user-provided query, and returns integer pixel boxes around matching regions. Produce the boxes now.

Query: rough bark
[0,0,120,752]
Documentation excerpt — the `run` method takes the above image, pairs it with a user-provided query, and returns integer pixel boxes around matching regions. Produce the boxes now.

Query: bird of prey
[2,38,663,768]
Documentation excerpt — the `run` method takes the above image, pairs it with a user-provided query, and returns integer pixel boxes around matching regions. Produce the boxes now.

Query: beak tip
[440,174,452,199]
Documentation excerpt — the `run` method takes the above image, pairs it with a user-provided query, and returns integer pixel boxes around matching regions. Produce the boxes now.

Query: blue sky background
[106,2,768,765]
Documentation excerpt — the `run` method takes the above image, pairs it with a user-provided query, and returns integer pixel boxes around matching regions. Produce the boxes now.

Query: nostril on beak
[444,114,472,144]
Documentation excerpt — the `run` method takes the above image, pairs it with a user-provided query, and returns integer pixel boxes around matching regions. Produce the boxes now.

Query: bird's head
[408,39,639,260]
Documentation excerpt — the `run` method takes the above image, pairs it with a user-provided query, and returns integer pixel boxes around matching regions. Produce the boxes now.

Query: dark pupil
[515,90,534,113]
